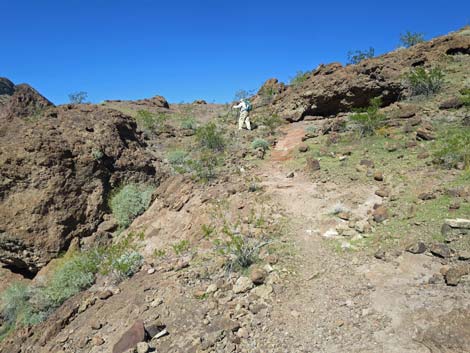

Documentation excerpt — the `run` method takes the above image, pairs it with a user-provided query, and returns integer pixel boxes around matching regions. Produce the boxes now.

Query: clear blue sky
[2,0,469,104]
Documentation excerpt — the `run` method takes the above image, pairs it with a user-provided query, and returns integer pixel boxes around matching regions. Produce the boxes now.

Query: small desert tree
[68,91,88,104]
[400,31,425,48]
[347,47,375,64]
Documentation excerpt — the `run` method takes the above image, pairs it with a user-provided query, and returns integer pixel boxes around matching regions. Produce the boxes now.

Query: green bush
[215,230,267,273]
[251,138,270,151]
[305,125,317,135]
[400,31,425,48]
[347,47,375,64]
[109,184,154,228]
[172,239,190,255]
[187,150,219,182]
[290,71,308,86]
[405,67,444,96]
[0,233,144,335]
[349,97,385,136]
[0,282,31,328]
[258,114,283,134]
[434,127,470,169]
[135,110,168,133]
[195,122,225,152]
[460,88,470,107]
[38,252,99,309]
[167,149,189,167]
[180,117,198,130]
[68,91,88,104]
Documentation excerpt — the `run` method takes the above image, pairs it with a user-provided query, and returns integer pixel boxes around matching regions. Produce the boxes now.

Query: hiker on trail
[233,98,252,130]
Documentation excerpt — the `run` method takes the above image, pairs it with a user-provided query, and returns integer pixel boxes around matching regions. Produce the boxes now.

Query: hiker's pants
[238,110,251,130]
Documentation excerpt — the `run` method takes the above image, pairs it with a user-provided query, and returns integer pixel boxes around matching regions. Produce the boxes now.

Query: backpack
[244,100,253,112]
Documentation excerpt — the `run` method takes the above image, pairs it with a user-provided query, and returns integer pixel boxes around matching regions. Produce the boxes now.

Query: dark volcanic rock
[1,83,54,120]
[112,320,147,353]
[0,103,160,274]
[267,33,470,121]
[439,97,464,110]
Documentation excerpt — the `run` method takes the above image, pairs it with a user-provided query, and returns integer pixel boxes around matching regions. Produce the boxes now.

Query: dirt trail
[251,123,470,353]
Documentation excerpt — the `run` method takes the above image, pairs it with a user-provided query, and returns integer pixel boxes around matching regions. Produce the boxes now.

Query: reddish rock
[373,206,388,223]
[373,171,384,181]
[0,94,159,274]
[305,157,321,172]
[112,320,147,353]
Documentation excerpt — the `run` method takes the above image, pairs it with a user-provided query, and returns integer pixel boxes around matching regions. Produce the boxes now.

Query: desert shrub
[460,88,470,107]
[37,252,99,310]
[187,150,219,182]
[167,149,189,174]
[180,117,198,130]
[215,231,267,273]
[234,89,254,101]
[135,110,168,133]
[172,239,190,255]
[434,127,470,169]
[0,234,143,336]
[347,47,375,64]
[349,97,385,136]
[109,184,154,228]
[400,31,425,47]
[258,114,284,134]
[68,91,88,104]
[195,122,225,152]
[0,282,31,328]
[405,67,444,96]
[91,148,104,161]
[290,71,308,86]
[251,138,270,151]
[305,125,317,135]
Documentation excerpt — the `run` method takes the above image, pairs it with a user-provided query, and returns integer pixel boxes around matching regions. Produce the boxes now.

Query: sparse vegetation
[349,97,385,136]
[460,87,470,107]
[347,47,375,64]
[258,114,284,134]
[109,184,154,228]
[68,91,88,104]
[290,71,308,86]
[399,31,425,48]
[405,67,444,96]
[234,89,253,101]
[195,122,225,152]
[91,148,104,160]
[167,149,189,173]
[215,231,268,273]
[180,117,198,130]
[305,125,317,135]
[135,110,168,133]
[0,233,143,336]
[189,150,219,182]
[251,138,270,151]
[172,239,190,255]
[434,127,470,169]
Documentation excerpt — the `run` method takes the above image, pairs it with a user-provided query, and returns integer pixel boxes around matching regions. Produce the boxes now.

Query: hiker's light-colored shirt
[233,100,249,112]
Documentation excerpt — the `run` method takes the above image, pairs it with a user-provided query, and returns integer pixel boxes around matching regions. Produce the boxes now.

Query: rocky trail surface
[245,124,470,353]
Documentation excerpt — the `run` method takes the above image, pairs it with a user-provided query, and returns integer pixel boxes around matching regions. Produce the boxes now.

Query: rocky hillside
[254,30,470,121]
[0,27,470,353]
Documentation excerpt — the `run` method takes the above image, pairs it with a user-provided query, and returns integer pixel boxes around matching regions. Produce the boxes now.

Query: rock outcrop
[265,31,470,121]
[0,90,160,275]
[0,79,54,120]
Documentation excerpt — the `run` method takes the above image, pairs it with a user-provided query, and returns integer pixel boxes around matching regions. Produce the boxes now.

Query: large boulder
[0,102,160,275]
[268,31,470,121]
